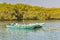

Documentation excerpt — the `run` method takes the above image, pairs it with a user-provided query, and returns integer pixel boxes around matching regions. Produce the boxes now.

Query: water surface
[0,21,60,40]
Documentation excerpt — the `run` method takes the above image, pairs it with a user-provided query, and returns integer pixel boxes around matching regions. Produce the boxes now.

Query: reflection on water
[0,21,60,40]
[0,29,60,40]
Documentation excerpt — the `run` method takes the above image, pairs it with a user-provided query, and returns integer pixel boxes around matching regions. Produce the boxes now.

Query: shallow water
[0,21,60,40]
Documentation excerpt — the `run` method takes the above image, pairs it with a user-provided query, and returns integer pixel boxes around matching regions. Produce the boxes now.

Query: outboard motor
[33,25,42,29]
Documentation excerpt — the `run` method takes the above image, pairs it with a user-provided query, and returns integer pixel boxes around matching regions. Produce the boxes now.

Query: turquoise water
[0,21,60,40]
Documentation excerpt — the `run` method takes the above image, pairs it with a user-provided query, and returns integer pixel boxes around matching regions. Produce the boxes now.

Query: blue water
[0,21,60,40]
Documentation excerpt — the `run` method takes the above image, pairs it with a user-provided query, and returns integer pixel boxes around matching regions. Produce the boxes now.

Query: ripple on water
[0,21,60,40]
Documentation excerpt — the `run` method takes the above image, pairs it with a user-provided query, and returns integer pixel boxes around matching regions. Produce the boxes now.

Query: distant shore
[0,3,60,21]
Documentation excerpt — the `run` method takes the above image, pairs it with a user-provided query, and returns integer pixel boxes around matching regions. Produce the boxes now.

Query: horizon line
[0,2,60,8]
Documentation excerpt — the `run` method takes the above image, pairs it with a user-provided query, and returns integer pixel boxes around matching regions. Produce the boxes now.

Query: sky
[0,0,60,8]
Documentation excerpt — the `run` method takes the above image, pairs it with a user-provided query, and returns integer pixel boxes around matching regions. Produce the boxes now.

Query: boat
[6,23,45,29]
[6,13,44,30]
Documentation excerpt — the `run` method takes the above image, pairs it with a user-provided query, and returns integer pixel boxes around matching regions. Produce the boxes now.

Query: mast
[23,12,25,25]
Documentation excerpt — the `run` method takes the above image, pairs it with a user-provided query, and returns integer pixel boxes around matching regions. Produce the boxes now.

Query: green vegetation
[0,3,60,21]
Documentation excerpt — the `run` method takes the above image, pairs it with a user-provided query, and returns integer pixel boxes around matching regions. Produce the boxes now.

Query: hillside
[0,3,60,21]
